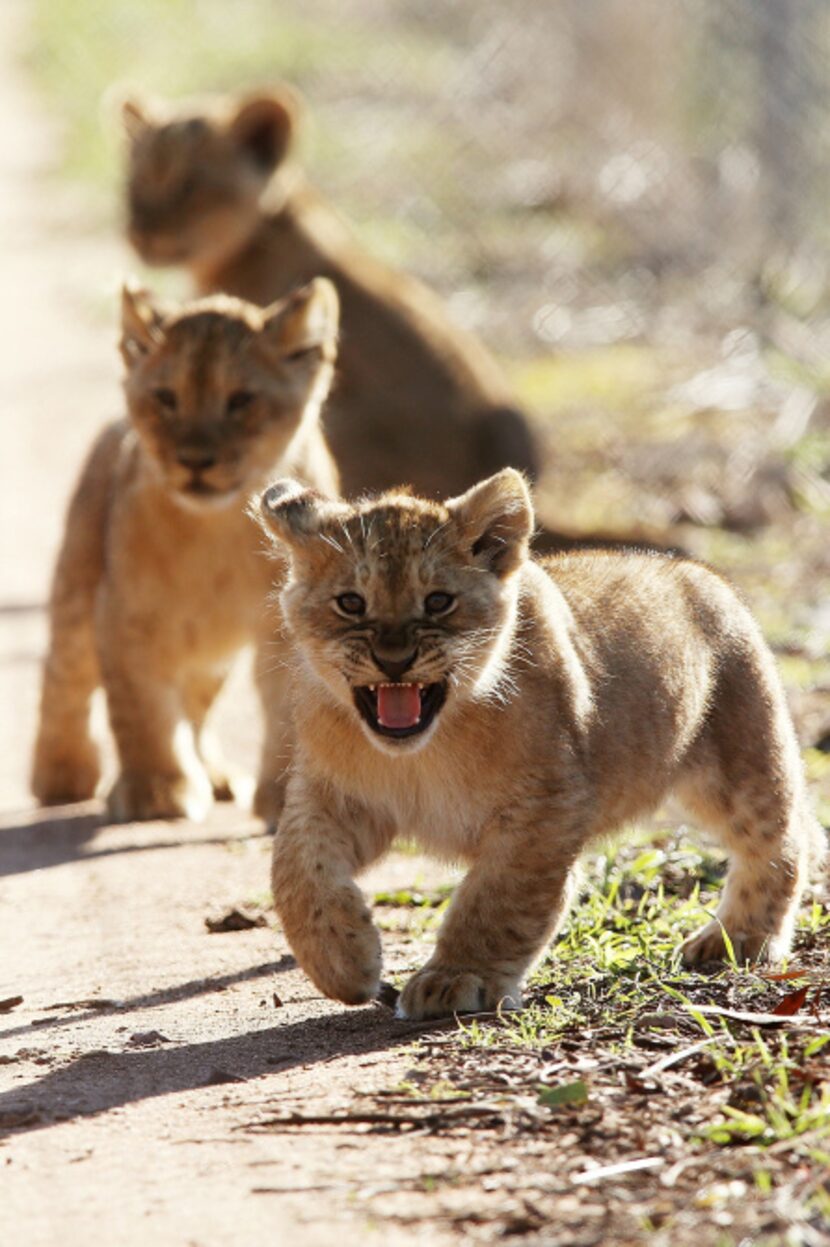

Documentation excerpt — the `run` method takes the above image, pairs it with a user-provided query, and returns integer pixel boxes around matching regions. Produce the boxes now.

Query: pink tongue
[377,683,422,730]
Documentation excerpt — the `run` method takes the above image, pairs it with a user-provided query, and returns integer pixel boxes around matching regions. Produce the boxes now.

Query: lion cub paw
[107,770,213,823]
[681,920,785,966]
[32,748,101,806]
[396,966,522,1021]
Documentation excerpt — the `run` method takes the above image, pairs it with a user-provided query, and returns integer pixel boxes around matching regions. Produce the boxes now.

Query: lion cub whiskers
[253,469,825,1021]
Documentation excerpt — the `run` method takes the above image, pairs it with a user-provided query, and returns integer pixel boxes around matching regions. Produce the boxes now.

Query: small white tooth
[369,684,377,692]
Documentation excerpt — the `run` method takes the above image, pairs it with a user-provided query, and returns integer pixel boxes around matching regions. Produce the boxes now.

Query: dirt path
[0,8,473,1244]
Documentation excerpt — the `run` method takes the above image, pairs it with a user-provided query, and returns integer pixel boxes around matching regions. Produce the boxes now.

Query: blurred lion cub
[254,470,824,1020]
[118,86,540,499]
[32,277,339,824]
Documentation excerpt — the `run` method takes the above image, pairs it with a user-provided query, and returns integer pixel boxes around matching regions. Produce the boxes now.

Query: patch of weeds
[703,1064,830,1157]
[373,884,453,909]
[373,883,452,937]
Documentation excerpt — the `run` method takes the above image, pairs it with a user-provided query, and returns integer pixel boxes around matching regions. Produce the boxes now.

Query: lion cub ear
[103,86,159,144]
[253,479,349,557]
[260,278,339,361]
[446,469,533,578]
[120,281,167,365]
[227,88,301,173]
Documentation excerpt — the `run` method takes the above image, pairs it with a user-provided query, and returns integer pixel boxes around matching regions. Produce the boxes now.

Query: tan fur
[32,278,339,824]
[253,470,825,1020]
[119,88,541,499]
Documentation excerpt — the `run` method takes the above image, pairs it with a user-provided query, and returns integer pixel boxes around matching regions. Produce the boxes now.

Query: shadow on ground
[0,1002,412,1138]
[0,805,270,878]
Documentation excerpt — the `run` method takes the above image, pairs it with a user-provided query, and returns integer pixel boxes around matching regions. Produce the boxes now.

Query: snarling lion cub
[119,87,541,500]
[32,277,339,824]
[254,470,824,1020]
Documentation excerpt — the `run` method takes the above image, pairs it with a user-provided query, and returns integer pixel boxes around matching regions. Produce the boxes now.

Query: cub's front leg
[398,821,582,1021]
[98,606,213,823]
[252,630,294,826]
[272,774,394,1005]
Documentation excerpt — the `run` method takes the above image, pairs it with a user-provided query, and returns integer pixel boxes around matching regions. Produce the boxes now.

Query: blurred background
[10,0,830,810]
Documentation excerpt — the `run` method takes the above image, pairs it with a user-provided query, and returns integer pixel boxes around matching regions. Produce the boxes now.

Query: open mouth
[352,681,447,740]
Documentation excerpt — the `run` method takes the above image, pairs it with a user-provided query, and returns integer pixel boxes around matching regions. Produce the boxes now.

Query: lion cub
[118,87,540,499]
[32,277,339,824]
[253,470,824,1020]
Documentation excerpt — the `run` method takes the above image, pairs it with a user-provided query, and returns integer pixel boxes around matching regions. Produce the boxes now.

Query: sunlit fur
[31,279,339,825]
[254,470,825,1020]
[119,87,541,499]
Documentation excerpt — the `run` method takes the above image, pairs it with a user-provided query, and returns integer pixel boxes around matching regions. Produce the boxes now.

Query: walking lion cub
[254,470,824,1020]
[32,277,339,824]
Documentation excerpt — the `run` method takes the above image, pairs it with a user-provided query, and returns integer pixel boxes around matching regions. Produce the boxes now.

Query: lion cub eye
[424,591,455,616]
[335,593,366,617]
[226,390,255,415]
[153,387,177,412]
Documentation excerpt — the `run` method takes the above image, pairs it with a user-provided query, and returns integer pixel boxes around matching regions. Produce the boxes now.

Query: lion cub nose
[176,447,218,471]
[371,649,418,681]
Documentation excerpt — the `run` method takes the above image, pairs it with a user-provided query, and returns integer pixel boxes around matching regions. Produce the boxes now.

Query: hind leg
[32,598,101,805]
[32,539,102,805]
[182,667,253,807]
[676,743,814,966]
[32,423,125,806]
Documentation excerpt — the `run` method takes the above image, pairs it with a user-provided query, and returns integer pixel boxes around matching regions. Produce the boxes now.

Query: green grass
[27,0,456,220]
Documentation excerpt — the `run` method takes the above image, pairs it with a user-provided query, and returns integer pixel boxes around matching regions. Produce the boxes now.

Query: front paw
[681,920,786,966]
[283,897,382,1006]
[107,770,212,823]
[397,965,522,1021]
[32,747,101,806]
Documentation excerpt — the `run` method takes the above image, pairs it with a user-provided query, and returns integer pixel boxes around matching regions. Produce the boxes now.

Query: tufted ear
[446,469,533,578]
[260,278,339,361]
[120,280,167,365]
[253,479,349,556]
[227,88,300,173]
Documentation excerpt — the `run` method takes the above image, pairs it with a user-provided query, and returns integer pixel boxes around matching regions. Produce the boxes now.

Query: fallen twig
[642,1037,720,1078]
[247,1101,507,1133]
[572,1156,664,1185]
[685,1003,828,1028]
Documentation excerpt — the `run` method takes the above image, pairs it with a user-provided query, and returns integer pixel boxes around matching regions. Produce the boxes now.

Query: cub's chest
[105,493,283,640]
[337,739,502,861]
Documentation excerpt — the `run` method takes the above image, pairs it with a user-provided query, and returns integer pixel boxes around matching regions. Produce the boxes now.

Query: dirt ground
[3,5,829,1246]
